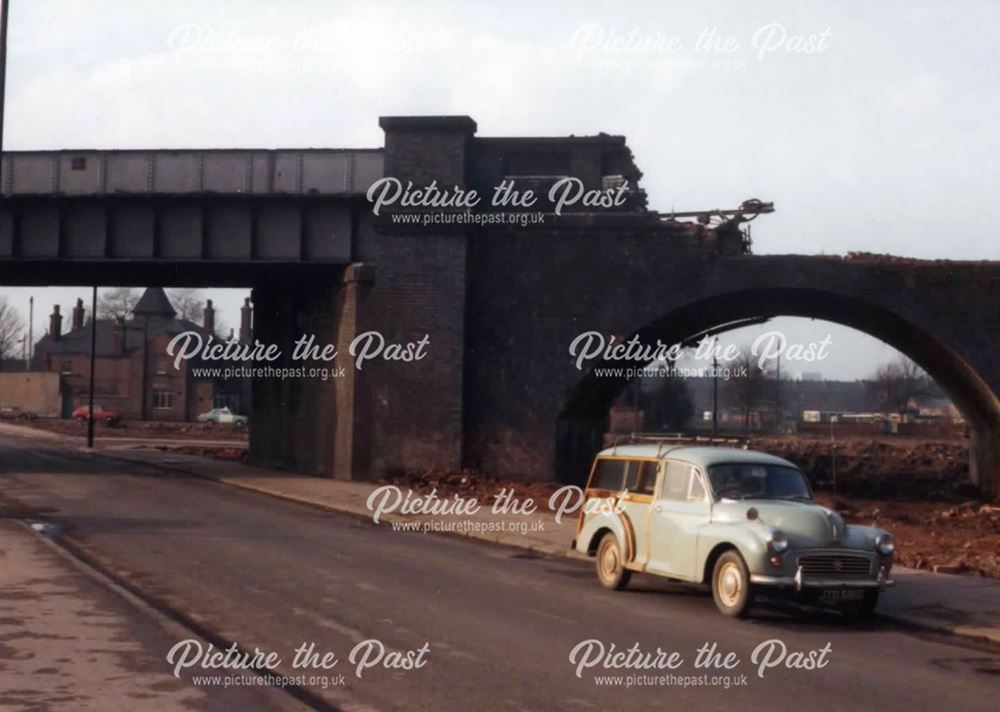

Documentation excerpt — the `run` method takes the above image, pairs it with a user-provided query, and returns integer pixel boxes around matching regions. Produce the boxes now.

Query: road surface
[0,433,997,711]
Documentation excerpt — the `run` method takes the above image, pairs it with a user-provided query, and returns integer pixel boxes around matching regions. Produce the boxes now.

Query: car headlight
[875,533,894,556]
[768,530,789,554]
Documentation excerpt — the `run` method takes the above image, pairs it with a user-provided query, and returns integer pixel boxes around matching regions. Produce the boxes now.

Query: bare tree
[726,349,769,433]
[0,296,26,365]
[868,356,927,419]
[98,287,140,320]
[168,288,205,322]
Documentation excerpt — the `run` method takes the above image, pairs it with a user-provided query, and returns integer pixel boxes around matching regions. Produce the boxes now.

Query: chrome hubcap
[718,562,743,607]
[599,542,619,580]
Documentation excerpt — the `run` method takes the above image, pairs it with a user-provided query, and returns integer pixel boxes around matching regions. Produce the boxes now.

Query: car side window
[622,460,639,491]
[662,461,689,500]
[688,470,706,502]
[618,460,656,495]
[590,459,625,490]
[635,461,657,495]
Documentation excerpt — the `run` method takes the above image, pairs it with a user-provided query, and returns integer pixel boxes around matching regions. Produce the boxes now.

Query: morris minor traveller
[573,444,894,617]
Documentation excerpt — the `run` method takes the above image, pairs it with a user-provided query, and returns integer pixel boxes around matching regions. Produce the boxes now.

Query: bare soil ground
[750,436,1000,578]
[386,435,1000,579]
[748,435,974,498]
[19,418,247,441]
[816,493,1000,579]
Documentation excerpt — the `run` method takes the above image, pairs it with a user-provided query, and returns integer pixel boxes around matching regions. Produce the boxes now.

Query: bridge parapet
[0,149,384,271]
[1,149,383,197]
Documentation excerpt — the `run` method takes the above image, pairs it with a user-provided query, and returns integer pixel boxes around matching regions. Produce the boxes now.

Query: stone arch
[556,287,1000,496]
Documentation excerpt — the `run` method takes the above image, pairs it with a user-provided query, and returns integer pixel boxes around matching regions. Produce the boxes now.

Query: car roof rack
[610,433,750,457]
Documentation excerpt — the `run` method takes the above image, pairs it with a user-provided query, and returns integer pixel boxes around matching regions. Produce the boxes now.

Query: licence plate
[820,589,864,603]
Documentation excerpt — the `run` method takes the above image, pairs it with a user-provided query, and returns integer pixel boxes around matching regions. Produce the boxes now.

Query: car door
[617,459,657,569]
[645,460,711,580]
[583,458,654,568]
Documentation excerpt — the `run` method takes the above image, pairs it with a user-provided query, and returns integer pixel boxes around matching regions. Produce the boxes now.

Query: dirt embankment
[19,418,248,441]
[749,436,973,498]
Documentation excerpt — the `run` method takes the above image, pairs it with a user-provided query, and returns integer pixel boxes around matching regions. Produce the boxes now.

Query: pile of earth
[749,436,974,498]
[817,494,1000,579]
[24,418,247,441]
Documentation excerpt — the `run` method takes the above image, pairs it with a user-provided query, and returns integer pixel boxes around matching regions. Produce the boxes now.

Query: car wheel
[712,550,755,618]
[595,532,631,590]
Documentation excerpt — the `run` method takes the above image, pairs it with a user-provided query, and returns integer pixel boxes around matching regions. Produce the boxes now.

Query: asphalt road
[0,433,997,711]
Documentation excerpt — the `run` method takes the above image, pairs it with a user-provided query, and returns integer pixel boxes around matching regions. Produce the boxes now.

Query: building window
[213,394,236,409]
[154,356,168,374]
[153,390,174,409]
[60,359,72,375]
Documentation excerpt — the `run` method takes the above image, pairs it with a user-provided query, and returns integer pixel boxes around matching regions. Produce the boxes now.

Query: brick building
[32,288,249,421]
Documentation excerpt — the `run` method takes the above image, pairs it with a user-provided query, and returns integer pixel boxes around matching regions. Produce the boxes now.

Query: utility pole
[774,353,781,433]
[0,0,8,156]
[141,318,149,420]
[632,378,641,435]
[87,286,96,447]
[712,351,719,436]
[830,417,837,493]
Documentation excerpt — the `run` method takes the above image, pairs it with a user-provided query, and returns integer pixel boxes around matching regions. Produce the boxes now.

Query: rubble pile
[23,418,247,442]
[172,445,248,461]
[384,469,567,512]
[817,494,1000,579]
[750,436,972,497]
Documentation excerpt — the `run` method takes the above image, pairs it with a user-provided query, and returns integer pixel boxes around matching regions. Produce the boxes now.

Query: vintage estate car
[197,407,248,425]
[573,444,895,618]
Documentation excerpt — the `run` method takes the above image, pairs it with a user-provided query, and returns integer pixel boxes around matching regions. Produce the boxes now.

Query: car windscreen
[706,463,812,501]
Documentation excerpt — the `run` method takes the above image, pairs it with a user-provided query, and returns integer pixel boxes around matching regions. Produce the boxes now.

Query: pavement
[0,519,299,711]
[93,441,1000,646]
[2,433,998,711]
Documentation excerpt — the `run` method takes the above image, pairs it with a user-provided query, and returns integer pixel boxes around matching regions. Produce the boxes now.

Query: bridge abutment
[969,424,1000,499]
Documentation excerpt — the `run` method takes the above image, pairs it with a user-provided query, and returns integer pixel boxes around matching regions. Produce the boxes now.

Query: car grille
[798,553,873,579]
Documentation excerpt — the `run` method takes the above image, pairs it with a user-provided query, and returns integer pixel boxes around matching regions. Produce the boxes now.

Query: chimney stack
[203,299,216,334]
[239,298,252,344]
[71,298,85,331]
[49,305,63,340]
[112,317,126,355]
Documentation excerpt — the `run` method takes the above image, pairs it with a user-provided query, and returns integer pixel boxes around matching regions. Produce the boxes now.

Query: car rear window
[590,459,625,490]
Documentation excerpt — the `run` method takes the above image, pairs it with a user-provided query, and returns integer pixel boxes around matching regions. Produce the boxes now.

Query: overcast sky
[1,0,997,378]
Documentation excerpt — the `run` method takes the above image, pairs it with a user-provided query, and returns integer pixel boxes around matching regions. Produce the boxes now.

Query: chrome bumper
[751,565,894,591]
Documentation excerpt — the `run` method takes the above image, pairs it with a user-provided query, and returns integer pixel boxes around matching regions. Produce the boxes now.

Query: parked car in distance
[197,407,248,426]
[71,404,122,425]
[573,443,894,618]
